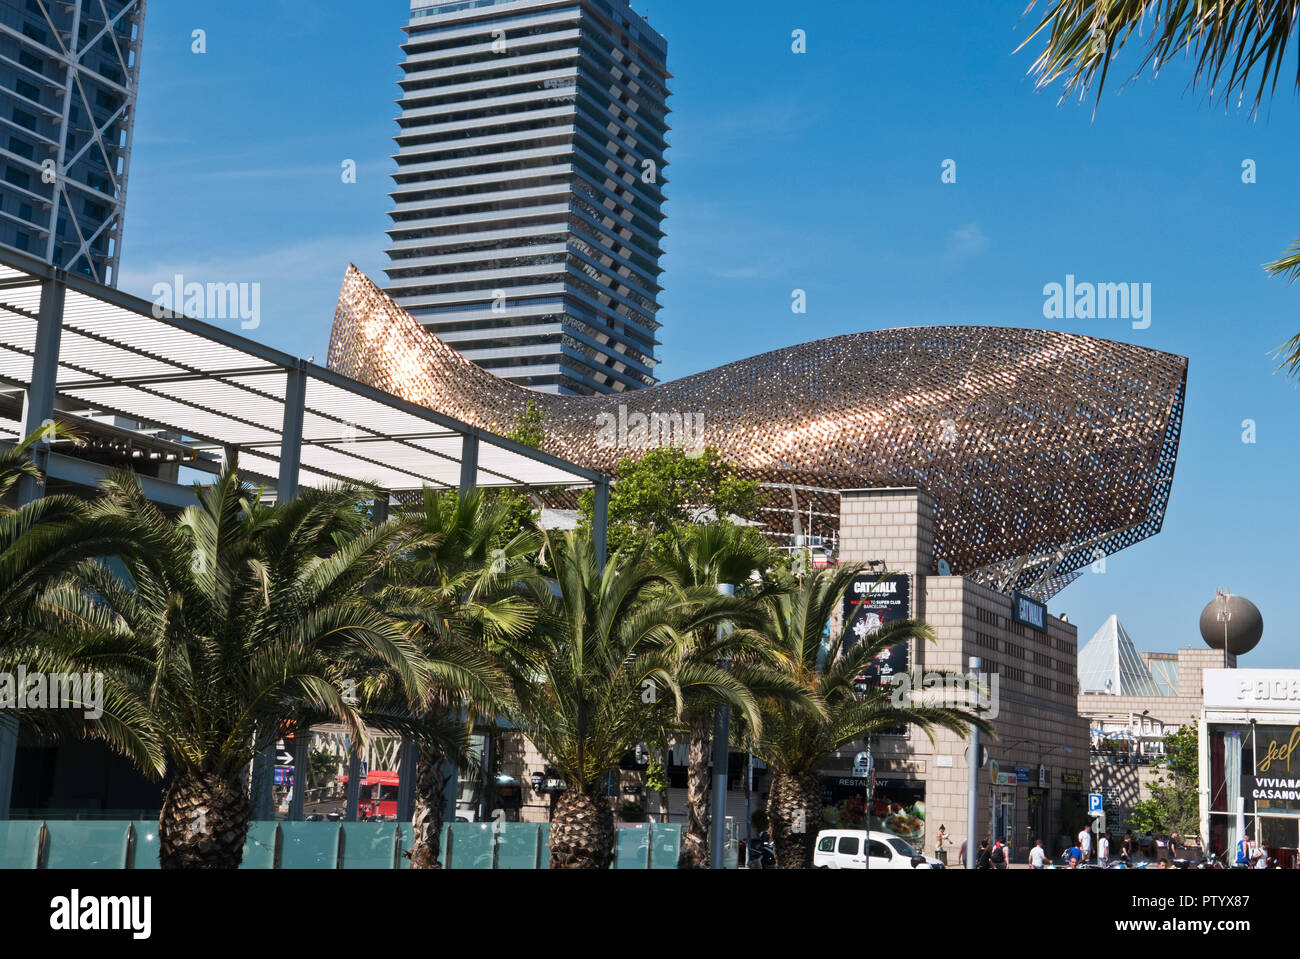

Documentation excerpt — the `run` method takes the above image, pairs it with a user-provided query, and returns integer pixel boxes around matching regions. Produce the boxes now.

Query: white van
[813,829,944,869]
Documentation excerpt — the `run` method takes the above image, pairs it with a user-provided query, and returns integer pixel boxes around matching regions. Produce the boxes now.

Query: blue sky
[120,1,1300,667]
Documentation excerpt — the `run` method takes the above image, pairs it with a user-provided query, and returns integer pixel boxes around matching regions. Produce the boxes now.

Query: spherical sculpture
[1199,593,1263,656]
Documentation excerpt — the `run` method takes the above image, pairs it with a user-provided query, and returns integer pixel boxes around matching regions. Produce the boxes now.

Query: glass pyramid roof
[1077,614,1170,697]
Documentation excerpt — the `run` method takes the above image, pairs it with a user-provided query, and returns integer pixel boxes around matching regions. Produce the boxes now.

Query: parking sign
[1088,793,1103,814]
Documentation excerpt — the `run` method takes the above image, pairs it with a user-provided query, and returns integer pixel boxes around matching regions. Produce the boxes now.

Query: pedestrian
[991,838,1007,870]
[1169,830,1180,861]
[1236,831,1256,867]
[1066,840,1082,869]
[959,838,968,869]
[1254,845,1270,870]
[1121,830,1134,864]
[976,839,992,870]
[1098,832,1110,868]
[1028,838,1047,869]
[1078,824,1093,863]
[935,825,950,867]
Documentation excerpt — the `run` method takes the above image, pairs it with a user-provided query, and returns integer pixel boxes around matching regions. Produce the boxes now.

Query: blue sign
[274,767,294,787]
[1012,591,1047,632]
[1088,792,1104,814]
[1014,765,1030,783]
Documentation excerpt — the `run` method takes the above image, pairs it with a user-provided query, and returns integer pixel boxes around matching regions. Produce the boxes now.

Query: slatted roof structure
[0,248,609,510]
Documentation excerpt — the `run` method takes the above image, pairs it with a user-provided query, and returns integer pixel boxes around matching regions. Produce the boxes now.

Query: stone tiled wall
[838,488,935,577]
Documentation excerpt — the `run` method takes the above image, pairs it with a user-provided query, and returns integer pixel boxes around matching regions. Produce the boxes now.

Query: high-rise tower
[0,0,147,286]
[386,0,669,395]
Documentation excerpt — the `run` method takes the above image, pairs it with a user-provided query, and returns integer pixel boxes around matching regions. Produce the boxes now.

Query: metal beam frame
[593,478,610,568]
[459,433,478,496]
[21,0,148,286]
[2,275,63,819]
[17,276,64,504]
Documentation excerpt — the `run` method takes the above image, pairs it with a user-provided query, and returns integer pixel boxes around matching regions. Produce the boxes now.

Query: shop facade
[1200,669,1300,867]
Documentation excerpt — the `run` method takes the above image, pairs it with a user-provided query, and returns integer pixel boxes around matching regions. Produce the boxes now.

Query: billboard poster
[843,573,912,687]
[1247,725,1300,815]
[821,776,927,852]
[844,574,911,734]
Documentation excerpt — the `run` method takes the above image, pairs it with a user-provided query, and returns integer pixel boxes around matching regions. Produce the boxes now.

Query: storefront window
[821,776,926,851]
[1207,721,1300,863]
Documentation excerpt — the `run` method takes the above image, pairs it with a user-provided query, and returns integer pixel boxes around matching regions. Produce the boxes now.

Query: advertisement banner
[1248,725,1300,814]
[821,776,927,851]
[1243,776,1300,815]
[843,573,911,735]
[843,572,908,666]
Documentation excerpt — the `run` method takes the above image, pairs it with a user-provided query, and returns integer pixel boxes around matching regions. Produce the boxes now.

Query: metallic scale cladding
[0,0,146,286]
[328,266,1189,600]
[385,0,670,396]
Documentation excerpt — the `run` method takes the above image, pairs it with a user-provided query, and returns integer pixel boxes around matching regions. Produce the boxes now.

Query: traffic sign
[1088,792,1104,815]
[965,743,989,767]
[852,750,873,777]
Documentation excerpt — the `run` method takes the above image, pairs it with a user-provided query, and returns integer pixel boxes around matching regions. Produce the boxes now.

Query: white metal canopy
[0,248,607,497]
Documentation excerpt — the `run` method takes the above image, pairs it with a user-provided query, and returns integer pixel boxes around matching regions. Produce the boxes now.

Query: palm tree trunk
[158,770,252,869]
[549,789,615,869]
[767,770,822,869]
[679,712,711,867]
[408,745,448,869]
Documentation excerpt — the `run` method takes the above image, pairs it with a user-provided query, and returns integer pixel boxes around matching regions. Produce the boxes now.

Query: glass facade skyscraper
[386,0,669,395]
[0,0,146,286]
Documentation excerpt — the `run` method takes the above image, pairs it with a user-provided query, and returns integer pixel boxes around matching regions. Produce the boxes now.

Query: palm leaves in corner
[1018,0,1300,376]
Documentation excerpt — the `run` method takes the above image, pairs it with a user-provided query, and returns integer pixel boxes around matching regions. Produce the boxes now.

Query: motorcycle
[748,830,776,869]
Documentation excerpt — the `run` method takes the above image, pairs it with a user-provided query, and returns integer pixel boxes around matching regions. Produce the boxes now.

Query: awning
[0,249,605,497]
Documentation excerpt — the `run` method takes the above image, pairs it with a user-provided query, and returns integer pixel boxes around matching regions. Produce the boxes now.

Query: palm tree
[378,487,537,868]
[1018,0,1300,374]
[655,521,788,868]
[0,425,159,751]
[0,424,136,624]
[25,464,428,868]
[500,527,755,868]
[743,565,989,869]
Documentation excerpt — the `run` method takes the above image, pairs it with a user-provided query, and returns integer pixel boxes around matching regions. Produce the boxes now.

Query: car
[813,829,945,869]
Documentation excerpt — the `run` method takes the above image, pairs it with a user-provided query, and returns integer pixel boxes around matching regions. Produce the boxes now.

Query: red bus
[340,770,400,820]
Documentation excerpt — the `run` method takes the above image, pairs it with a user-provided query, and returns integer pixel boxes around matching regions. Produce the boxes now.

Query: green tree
[497,527,755,868]
[1127,722,1200,838]
[1019,0,1300,375]
[381,487,538,868]
[506,398,546,450]
[20,464,428,868]
[0,425,177,753]
[578,446,762,555]
[655,521,801,867]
